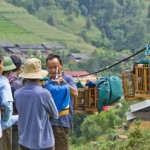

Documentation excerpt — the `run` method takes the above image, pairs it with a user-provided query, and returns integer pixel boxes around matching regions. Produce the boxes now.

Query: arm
[1,101,13,121]
[66,83,78,97]
[0,85,13,121]
[53,76,78,97]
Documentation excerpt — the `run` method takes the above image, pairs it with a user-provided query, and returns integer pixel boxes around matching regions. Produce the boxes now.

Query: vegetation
[4,0,150,52]
[0,0,96,52]
[1,1,150,149]
[70,101,150,150]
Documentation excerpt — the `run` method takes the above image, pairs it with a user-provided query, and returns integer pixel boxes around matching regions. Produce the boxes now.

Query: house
[67,53,90,63]
[63,70,97,85]
[0,42,17,55]
[42,43,65,50]
[126,99,150,130]
[4,47,22,57]
[63,70,90,77]
[1,42,65,58]
[0,42,14,47]
[15,44,49,56]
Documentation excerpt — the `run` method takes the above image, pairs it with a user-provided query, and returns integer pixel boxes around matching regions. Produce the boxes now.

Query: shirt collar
[25,82,41,87]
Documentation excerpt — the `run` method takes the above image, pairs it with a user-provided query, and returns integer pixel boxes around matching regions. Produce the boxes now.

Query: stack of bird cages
[75,86,98,114]
[135,64,150,99]
[122,70,137,100]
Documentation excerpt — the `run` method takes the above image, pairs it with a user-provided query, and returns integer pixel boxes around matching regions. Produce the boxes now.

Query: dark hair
[0,54,3,63]
[10,55,22,71]
[46,54,62,64]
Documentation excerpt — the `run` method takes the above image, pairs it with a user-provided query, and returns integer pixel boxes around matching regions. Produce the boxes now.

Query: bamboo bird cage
[122,63,150,100]
[75,86,98,114]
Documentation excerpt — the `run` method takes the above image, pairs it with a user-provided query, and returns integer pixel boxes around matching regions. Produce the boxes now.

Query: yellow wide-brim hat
[19,58,48,79]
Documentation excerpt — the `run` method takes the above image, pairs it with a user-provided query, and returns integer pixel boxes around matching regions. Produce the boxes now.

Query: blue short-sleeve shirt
[14,82,59,149]
[47,73,77,128]
[0,75,18,130]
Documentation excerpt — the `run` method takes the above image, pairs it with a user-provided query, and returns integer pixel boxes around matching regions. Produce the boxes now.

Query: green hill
[0,0,96,53]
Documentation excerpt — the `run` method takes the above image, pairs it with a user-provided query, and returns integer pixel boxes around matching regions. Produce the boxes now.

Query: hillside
[5,0,150,52]
[0,0,96,53]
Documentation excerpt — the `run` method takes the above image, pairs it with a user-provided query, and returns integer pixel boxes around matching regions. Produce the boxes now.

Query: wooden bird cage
[122,70,144,100]
[122,70,137,100]
[135,64,150,98]
[75,86,98,114]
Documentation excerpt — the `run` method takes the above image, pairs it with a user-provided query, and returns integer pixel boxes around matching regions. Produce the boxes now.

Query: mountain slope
[0,0,96,53]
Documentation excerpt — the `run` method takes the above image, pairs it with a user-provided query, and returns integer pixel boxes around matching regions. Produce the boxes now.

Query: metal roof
[130,99,150,112]
[42,43,65,49]
[68,53,90,59]
[19,48,46,52]
[126,111,136,121]
[63,71,90,77]
[7,48,22,53]
[0,42,14,47]
[16,44,44,49]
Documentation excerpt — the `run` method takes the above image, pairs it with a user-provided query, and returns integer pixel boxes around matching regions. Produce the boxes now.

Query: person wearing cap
[0,56,18,150]
[8,55,22,150]
[14,58,58,150]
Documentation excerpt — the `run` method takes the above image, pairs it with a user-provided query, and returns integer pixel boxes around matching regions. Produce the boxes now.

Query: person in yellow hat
[14,58,58,150]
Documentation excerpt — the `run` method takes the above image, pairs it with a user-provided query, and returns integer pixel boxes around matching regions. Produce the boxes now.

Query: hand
[51,75,67,84]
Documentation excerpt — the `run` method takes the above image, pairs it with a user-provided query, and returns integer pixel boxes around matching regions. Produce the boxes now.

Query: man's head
[2,56,16,77]
[46,54,63,79]
[10,55,22,72]
[0,54,3,75]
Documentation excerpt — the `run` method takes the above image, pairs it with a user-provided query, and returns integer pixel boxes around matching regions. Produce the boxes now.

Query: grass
[0,0,96,53]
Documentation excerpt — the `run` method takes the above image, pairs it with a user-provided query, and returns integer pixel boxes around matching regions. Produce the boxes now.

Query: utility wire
[76,45,149,77]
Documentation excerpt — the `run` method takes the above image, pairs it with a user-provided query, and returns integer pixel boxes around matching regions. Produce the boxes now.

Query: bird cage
[75,88,85,111]
[84,86,98,113]
[75,86,98,114]
[135,64,150,98]
[122,70,143,100]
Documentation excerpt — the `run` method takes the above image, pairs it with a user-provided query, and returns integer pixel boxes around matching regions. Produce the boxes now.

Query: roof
[16,44,44,49]
[0,42,14,47]
[130,99,150,112]
[19,48,46,52]
[126,112,136,121]
[63,71,90,77]
[42,43,65,49]
[68,53,90,59]
[6,48,22,54]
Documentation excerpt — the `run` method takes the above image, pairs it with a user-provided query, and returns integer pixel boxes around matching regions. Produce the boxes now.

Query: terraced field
[0,0,96,52]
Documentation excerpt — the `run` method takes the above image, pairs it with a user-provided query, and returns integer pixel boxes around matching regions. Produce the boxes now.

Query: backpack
[96,75,123,112]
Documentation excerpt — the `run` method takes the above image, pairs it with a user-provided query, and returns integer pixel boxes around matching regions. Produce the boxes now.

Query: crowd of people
[0,53,78,150]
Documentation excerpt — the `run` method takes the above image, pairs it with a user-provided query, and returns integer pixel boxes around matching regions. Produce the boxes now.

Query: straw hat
[3,56,16,71]
[19,58,48,79]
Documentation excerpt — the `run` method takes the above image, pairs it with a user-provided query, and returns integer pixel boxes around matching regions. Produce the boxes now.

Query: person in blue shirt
[0,54,3,139]
[14,58,59,150]
[46,54,78,150]
[0,56,18,150]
